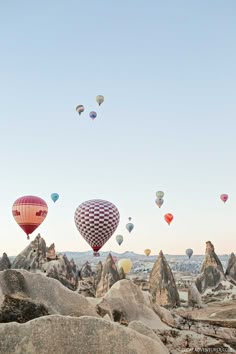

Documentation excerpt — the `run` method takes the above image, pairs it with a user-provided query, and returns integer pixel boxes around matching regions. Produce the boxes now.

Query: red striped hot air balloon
[164,213,174,225]
[12,196,48,239]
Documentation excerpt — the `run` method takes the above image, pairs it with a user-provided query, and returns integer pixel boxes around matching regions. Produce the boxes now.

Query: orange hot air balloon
[12,196,48,239]
[164,213,173,225]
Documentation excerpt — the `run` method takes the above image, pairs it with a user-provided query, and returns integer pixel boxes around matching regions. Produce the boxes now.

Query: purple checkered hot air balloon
[74,199,120,256]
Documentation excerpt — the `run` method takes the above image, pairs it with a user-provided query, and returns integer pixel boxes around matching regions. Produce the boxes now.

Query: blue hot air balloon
[185,248,193,259]
[89,111,97,120]
[126,217,134,233]
[51,193,59,203]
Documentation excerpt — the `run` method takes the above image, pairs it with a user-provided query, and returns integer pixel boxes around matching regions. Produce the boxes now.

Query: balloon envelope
[12,196,48,239]
[164,213,173,225]
[155,198,164,208]
[76,105,85,115]
[126,223,134,233]
[51,193,59,203]
[185,248,193,259]
[96,95,104,106]
[116,234,123,246]
[144,249,151,256]
[74,199,120,256]
[118,259,132,274]
[89,111,97,120]
[220,194,228,203]
[156,191,164,199]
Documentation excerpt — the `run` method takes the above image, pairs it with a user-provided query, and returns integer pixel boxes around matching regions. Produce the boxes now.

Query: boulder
[195,241,225,294]
[0,253,11,271]
[99,279,168,330]
[0,315,170,354]
[149,250,180,308]
[96,253,120,297]
[0,269,99,319]
[188,283,203,308]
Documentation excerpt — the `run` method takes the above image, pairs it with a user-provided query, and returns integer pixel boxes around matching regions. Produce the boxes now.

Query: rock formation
[80,261,93,278]
[42,254,78,290]
[149,250,180,308]
[46,243,57,261]
[0,315,169,354]
[98,279,169,330]
[0,253,11,271]
[94,261,103,289]
[77,278,96,297]
[188,283,203,308]
[96,253,120,297]
[12,234,47,271]
[0,269,98,320]
[195,241,225,294]
[225,252,236,282]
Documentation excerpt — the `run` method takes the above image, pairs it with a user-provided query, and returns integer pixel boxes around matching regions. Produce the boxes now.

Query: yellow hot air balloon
[96,95,104,106]
[118,258,132,274]
[144,249,151,256]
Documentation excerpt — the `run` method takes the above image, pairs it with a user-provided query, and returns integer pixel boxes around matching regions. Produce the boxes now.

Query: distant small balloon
[89,111,97,120]
[220,194,228,203]
[51,193,59,203]
[185,248,193,259]
[164,213,173,225]
[76,105,85,115]
[155,198,164,208]
[126,217,134,233]
[116,234,123,246]
[96,95,104,106]
[156,191,164,199]
[144,249,151,256]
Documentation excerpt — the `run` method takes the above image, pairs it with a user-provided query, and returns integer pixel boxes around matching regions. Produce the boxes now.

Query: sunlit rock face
[149,251,180,308]
[96,253,120,298]
[195,241,225,294]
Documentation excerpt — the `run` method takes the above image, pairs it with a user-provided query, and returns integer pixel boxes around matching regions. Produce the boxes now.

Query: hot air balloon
[164,213,173,225]
[12,196,48,239]
[126,217,134,233]
[155,198,164,208]
[76,105,85,115]
[116,234,123,246]
[112,256,118,263]
[89,111,97,120]
[220,194,228,203]
[144,249,151,256]
[185,248,193,259]
[118,259,132,274]
[74,199,120,256]
[51,193,59,203]
[156,191,164,199]
[96,95,104,106]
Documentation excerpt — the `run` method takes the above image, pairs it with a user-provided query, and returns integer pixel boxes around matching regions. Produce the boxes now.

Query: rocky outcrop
[188,283,203,308]
[0,315,169,354]
[149,251,180,308]
[195,241,225,294]
[96,253,120,297]
[77,278,96,297]
[80,261,93,278]
[119,266,126,279]
[46,243,57,261]
[0,253,11,271]
[42,254,78,290]
[12,234,47,271]
[94,261,103,289]
[0,269,98,320]
[98,279,169,330]
[225,253,236,282]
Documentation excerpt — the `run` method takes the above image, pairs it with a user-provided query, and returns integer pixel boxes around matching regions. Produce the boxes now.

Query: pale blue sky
[0,1,235,255]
